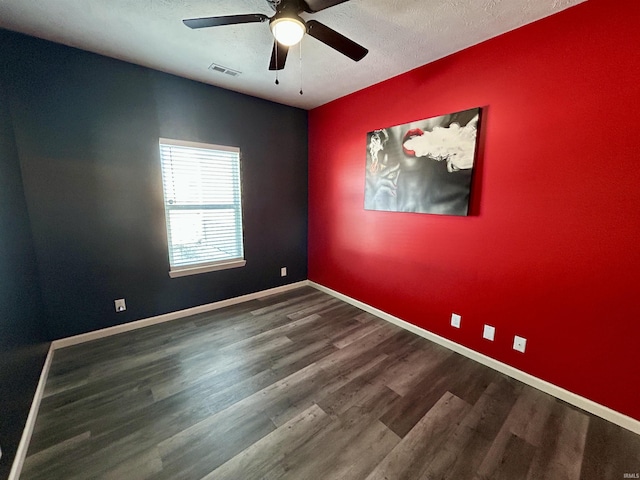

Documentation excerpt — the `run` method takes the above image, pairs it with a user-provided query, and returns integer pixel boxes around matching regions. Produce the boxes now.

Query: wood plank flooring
[21,287,640,479]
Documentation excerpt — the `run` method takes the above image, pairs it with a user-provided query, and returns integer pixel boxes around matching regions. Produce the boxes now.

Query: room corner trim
[308,280,640,436]
[8,344,55,480]
[52,281,310,350]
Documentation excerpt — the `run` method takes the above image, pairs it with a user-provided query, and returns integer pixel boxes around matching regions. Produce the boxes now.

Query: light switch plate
[451,313,461,328]
[513,335,527,353]
[483,324,495,341]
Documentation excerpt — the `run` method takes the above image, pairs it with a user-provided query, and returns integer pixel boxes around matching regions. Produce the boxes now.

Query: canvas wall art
[365,107,481,216]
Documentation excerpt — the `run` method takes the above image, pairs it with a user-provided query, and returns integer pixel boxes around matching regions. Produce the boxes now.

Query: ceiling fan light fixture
[270,15,306,46]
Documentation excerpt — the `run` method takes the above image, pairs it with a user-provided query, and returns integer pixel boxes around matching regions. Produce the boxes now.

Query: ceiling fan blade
[302,0,350,13]
[269,41,289,70]
[306,20,368,62]
[183,14,268,29]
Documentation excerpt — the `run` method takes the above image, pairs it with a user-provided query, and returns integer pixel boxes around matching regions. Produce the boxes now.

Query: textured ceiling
[0,0,585,110]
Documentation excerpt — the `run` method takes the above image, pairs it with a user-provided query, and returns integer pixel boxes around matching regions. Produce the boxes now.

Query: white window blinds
[159,138,245,277]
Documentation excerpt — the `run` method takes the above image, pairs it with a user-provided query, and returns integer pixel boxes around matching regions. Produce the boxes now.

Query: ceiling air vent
[208,63,241,77]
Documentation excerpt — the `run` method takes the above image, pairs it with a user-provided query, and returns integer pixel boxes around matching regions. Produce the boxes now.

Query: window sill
[169,260,246,278]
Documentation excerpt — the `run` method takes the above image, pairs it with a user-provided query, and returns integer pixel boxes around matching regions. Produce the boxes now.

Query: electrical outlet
[450,313,461,328]
[513,335,527,353]
[483,324,496,341]
[280,266,287,277]
[114,298,126,312]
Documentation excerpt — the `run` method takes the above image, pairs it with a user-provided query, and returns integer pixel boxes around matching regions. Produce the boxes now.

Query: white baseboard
[309,280,640,436]
[13,277,639,480]
[52,281,309,350]
[8,344,54,480]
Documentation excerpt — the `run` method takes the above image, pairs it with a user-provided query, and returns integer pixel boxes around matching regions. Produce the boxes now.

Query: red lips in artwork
[402,128,424,156]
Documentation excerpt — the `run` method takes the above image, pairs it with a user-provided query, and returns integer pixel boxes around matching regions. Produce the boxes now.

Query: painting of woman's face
[365,107,481,216]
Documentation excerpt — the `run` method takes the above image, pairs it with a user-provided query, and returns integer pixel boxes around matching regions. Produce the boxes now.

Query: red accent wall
[308,0,640,421]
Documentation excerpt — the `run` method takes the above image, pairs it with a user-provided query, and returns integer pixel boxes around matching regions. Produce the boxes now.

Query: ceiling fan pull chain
[299,40,303,95]
[275,44,280,85]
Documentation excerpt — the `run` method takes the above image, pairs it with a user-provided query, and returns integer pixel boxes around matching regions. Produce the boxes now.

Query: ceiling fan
[183,0,368,71]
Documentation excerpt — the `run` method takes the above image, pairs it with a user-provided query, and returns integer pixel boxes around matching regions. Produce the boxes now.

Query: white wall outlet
[114,298,126,312]
[280,266,287,277]
[513,335,527,353]
[483,324,496,341]
[450,313,461,328]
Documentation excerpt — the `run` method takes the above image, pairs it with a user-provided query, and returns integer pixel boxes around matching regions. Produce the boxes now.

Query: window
[159,138,245,278]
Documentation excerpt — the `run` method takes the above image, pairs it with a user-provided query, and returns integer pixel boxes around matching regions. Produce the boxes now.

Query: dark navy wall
[0,65,49,479]
[1,27,307,474]
[1,28,308,339]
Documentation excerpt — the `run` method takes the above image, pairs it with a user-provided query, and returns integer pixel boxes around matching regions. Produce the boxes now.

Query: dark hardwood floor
[21,287,640,479]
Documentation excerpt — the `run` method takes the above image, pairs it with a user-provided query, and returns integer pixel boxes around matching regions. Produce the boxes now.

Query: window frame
[159,137,246,278]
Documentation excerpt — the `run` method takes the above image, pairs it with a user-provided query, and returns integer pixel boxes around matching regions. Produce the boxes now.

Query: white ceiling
[0,0,585,110]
